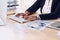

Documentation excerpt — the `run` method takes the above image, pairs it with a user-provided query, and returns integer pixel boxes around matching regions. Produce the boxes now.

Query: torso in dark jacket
[26,0,60,20]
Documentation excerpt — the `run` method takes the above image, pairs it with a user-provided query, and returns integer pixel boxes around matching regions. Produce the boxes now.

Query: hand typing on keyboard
[15,11,30,19]
[15,11,30,17]
[25,15,38,21]
[15,13,25,17]
[15,11,39,21]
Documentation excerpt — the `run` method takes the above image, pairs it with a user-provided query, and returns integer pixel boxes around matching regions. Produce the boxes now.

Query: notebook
[23,20,53,30]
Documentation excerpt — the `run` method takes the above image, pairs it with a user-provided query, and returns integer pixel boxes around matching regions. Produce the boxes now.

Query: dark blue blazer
[26,0,60,20]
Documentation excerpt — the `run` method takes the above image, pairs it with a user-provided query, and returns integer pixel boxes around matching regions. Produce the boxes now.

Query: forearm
[39,13,58,20]
[26,0,42,14]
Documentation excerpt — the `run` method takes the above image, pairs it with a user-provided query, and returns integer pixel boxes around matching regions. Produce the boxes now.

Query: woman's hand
[25,15,38,21]
[15,13,25,17]
[15,11,30,18]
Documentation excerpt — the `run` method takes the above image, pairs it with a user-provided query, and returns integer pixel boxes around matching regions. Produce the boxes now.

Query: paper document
[48,21,60,30]
[23,20,53,30]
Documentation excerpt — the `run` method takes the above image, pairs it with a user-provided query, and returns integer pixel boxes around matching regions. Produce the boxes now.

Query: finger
[28,17,37,21]
[24,16,29,19]
[15,14,20,17]
[15,13,24,17]
[27,18,34,21]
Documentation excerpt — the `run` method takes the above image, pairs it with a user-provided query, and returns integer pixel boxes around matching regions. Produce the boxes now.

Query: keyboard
[8,15,28,23]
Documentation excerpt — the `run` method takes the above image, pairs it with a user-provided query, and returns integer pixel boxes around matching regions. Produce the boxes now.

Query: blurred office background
[7,0,40,14]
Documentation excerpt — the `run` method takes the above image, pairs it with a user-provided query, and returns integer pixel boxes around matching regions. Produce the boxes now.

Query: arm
[26,0,42,14]
[39,1,60,20]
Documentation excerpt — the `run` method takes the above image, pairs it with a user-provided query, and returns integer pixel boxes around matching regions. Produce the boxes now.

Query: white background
[0,0,7,23]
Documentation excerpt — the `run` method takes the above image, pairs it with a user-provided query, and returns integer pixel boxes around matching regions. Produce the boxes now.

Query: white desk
[0,17,60,40]
[3,17,60,40]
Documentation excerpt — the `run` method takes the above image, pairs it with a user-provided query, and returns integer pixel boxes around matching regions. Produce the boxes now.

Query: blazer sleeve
[26,0,42,14]
[39,1,60,20]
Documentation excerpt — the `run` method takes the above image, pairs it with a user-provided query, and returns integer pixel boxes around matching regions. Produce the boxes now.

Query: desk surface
[6,11,60,40]
[6,17,60,40]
